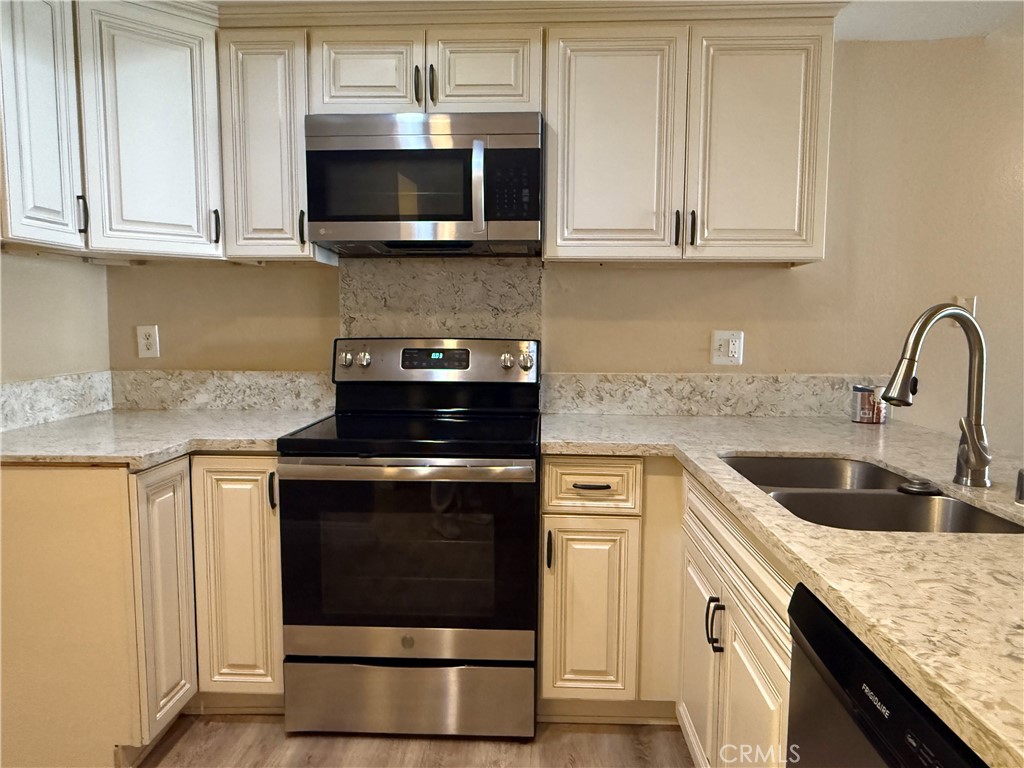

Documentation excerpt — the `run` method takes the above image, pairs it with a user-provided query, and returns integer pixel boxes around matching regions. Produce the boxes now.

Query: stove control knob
[517,352,535,371]
[338,351,354,368]
[356,351,372,368]
[500,352,515,370]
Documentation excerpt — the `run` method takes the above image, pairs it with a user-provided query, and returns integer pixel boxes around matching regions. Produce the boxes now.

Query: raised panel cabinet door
[191,457,283,694]
[77,2,223,257]
[309,27,424,114]
[677,530,724,768]
[684,23,833,262]
[545,25,688,261]
[219,29,309,259]
[716,585,791,768]
[0,0,84,248]
[131,457,197,744]
[425,27,542,113]
[541,515,640,700]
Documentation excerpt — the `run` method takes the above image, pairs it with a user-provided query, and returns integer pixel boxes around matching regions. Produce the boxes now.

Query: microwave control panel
[485,149,541,221]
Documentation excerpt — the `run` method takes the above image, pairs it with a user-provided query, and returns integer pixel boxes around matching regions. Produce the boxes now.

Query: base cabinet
[1,458,196,768]
[677,473,793,768]
[191,456,283,694]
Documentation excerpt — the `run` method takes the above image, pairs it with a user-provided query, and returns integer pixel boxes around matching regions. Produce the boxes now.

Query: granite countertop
[543,413,1024,768]
[1,409,1022,765]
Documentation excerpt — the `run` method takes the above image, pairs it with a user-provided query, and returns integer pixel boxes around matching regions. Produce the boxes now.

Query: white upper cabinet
[683,23,833,262]
[309,26,542,114]
[218,28,314,260]
[0,1,85,249]
[77,1,223,257]
[544,25,689,261]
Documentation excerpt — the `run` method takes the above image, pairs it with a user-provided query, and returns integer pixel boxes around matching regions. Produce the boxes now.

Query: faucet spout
[881,303,991,488]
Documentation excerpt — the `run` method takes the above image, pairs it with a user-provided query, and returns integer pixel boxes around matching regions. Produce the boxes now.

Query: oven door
[278,457,539,647]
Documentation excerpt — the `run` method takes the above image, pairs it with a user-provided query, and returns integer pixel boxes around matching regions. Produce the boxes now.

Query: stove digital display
[401,348,470,370]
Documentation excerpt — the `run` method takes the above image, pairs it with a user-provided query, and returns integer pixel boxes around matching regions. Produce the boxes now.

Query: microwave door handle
[471,138,485,233]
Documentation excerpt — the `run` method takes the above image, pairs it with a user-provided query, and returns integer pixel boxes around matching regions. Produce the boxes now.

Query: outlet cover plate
[136,325,160,358]
[711,330,743,366]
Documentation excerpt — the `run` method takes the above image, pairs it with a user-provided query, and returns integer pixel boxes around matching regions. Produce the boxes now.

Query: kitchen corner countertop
[1,409,1022,765]
[543,413,1024,768]
[0,409,329,470]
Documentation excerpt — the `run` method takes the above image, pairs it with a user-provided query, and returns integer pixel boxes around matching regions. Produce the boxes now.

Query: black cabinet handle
[298,209,306,246]
[213,208,221,244]
[710,602,725,653]
[414,65,422,104]
[689,209,696,247]
[77,195,89,234]
[268,471,277,510]
[674,209,681,246]
[546,530,553,569]
[428,63,437,105]
[572,482,612,491]
[704,596,717,644]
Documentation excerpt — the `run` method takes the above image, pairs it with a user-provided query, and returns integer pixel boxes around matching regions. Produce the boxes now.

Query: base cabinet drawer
[543,457,643,515]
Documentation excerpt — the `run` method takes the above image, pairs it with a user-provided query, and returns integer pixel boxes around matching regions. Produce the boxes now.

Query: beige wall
[543,35,1023,454]
[0,250,110,382]
[105,261,339,371]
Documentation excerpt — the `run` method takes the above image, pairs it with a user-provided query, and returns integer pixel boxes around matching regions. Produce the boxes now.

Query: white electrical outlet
[136,325,160,358]
[711,330,744,366]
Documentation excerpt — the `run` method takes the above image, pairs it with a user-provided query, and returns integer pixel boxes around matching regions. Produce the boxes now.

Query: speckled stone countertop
[543,414,1024,768]
[2,410,1022,765]
[0,409,328,470]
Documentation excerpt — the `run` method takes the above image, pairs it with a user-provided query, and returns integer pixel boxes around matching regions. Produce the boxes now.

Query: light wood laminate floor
[141,716,696,768]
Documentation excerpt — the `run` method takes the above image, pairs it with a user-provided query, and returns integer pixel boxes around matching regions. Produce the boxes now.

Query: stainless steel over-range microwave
[305,112,542,257]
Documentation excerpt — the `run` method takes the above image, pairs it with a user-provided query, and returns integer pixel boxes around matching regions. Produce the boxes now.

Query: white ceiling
[835,0,1024,41]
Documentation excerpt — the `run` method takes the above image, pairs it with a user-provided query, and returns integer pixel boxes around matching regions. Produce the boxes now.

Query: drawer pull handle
[572,482,612,491]
[710,603,726,653]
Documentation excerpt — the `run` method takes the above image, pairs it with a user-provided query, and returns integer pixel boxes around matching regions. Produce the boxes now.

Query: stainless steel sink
[768,490,1024,534]
[722,456,911,490]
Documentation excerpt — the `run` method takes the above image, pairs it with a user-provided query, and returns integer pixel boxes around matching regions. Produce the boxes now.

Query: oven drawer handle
[276,462,536,483]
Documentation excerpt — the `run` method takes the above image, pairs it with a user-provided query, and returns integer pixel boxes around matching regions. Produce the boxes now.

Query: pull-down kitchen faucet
[881,303,991,488]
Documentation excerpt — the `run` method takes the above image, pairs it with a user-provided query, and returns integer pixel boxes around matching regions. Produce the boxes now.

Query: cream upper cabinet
[77,1,223,257]
[683,23,833,262]
[130,457,198,745]
[541,514,641,701]
[218,28,311,260]
[309,26,542,114]
[0,0,85,249]
[191,457,283,695]
[544,25,689,261]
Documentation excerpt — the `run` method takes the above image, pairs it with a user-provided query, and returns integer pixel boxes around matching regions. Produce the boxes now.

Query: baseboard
[537,698,677,725]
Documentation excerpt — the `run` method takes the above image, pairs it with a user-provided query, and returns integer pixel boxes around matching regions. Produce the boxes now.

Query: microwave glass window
[308,149,473,222]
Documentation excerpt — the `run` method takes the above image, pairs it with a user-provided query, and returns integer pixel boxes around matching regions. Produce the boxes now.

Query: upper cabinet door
[77,2,223,257]
[219,29,310,259]
[0,1,84,249]
[545,25,689,261]
[425,27,542,113]
[309,27,424,114]
[684,23,833,262]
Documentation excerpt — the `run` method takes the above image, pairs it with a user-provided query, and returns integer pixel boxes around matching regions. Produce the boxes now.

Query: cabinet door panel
[718,588,790,768]
[309,27,423,113]
[192,457,283,694]
[545,26,688,260]
[0,0,84,248]
[685,24,832,261]
[132,458,197,744]
[77,2,221,256]
[219,29,308,258]
[541,516,640,700]
[677,531,722,768]
[427,27,542,112]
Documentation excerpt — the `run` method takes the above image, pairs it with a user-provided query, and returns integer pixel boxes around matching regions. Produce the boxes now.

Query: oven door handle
[276,460,536,483]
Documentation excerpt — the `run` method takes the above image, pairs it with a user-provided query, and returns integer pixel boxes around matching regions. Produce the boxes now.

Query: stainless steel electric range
[276,337,540,738]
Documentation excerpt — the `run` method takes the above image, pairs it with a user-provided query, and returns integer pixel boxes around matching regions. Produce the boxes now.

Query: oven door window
[307,149,472,222]
[280,479,538,630]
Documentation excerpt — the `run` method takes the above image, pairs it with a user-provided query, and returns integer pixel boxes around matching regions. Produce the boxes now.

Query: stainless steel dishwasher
[786,584,986,768]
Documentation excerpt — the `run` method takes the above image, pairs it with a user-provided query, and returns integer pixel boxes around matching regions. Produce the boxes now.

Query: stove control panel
[332,338,539,384]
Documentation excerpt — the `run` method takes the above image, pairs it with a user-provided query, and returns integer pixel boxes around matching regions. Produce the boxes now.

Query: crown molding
[216,1,845,29]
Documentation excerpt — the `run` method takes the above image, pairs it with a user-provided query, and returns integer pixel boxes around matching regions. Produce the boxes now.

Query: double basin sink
[722,456,1023,534]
